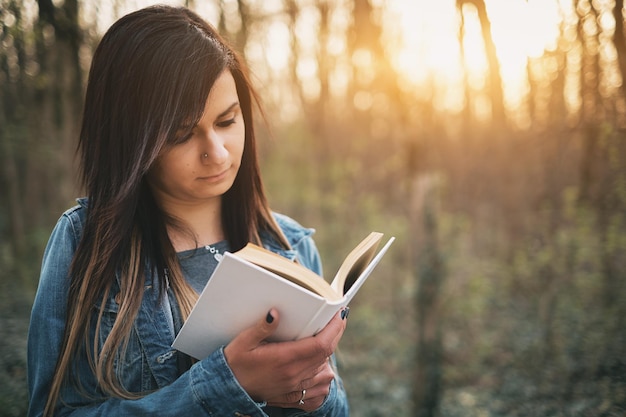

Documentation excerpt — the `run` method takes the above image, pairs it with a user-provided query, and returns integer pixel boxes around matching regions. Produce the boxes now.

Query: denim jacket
[27,198,349,417]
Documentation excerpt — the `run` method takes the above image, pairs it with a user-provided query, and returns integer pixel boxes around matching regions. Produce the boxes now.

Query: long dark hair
[45,6,288,415]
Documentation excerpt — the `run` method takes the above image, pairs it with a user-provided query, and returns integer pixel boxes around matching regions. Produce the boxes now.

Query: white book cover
[172,237,394,359]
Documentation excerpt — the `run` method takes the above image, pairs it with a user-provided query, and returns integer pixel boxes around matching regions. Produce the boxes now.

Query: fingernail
[266,310,274,323]
[341,307,350,320]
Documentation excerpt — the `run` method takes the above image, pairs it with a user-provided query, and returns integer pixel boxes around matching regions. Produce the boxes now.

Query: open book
[172,232,395,359]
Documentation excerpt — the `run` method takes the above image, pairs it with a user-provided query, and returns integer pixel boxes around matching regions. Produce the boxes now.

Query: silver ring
[298,389,306,405]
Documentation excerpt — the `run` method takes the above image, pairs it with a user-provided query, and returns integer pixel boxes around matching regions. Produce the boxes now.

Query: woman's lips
[198,167,229,182]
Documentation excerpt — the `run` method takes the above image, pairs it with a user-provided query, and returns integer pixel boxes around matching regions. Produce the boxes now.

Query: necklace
[204,244,223,262]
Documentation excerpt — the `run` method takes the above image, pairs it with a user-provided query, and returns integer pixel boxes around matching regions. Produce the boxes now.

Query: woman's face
[148,70,245,207]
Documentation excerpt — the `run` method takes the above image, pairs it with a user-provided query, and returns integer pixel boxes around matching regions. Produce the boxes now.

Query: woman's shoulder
[56,197,88,234]
[40,198,88,259]
[268,212,322,275]
[271,212,315,248]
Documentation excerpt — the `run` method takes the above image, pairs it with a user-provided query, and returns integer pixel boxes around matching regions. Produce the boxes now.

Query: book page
[235,244,341,301]
[330,232,383,295]
[342,237,395,302]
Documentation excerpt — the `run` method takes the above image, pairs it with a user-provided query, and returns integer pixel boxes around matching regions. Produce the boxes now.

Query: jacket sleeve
[50,349,270,416]
[28,212,77,416]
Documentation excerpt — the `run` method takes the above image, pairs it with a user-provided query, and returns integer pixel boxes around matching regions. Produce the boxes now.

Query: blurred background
[1,0,625,416]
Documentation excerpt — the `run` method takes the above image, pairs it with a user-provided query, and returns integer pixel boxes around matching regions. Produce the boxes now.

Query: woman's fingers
[225,308,280,354]
[223,307,349,406]
[265,360,336,411]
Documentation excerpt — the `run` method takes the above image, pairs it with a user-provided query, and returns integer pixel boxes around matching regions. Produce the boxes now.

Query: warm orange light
[383,0,563,116]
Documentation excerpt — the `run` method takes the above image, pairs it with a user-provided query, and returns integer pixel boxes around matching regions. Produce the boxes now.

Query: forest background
[1,0,625,416]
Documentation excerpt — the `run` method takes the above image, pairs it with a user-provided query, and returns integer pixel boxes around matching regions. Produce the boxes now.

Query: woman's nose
[201,131,228,164]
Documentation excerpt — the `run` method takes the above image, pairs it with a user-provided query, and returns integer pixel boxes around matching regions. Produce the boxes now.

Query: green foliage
[257,118,626,416]
[0,315,29,417]
[433,182,626,415]
[0,276,32,417]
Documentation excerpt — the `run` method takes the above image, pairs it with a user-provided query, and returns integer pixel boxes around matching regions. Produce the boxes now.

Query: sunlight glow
[86,0,573,124]
[384,0,563,116]
[265,21,290,71]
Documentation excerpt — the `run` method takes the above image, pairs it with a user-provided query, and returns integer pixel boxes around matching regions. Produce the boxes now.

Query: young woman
[27,5,349,417]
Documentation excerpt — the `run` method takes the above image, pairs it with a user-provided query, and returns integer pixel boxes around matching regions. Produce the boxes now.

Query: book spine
[295,302,340,339]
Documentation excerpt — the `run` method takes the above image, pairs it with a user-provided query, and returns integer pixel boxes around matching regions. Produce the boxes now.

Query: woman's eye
[216,118,236,128]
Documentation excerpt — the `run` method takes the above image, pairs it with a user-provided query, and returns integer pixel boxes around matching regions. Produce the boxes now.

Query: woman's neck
[160,198,225,252]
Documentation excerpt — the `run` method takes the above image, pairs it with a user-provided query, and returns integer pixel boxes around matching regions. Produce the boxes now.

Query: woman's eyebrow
[217,102,240,118]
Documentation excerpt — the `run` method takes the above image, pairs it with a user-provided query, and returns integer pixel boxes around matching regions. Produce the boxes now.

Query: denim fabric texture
[27,198,349,417]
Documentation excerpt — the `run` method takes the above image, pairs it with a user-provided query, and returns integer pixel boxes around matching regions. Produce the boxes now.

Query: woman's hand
[224,307,349,412]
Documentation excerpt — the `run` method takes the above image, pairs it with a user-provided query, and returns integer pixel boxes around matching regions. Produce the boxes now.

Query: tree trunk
[411,182,444,417]
[576,0,602,204]
[235,0,250,60]
[457,1,473,130]
[458,0,505,129]
[1,0,28,262]
[612,0,626,100]
[35,0,82,211]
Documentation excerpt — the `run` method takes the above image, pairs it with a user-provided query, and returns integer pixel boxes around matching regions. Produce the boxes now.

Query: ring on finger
[298,389,306,405]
